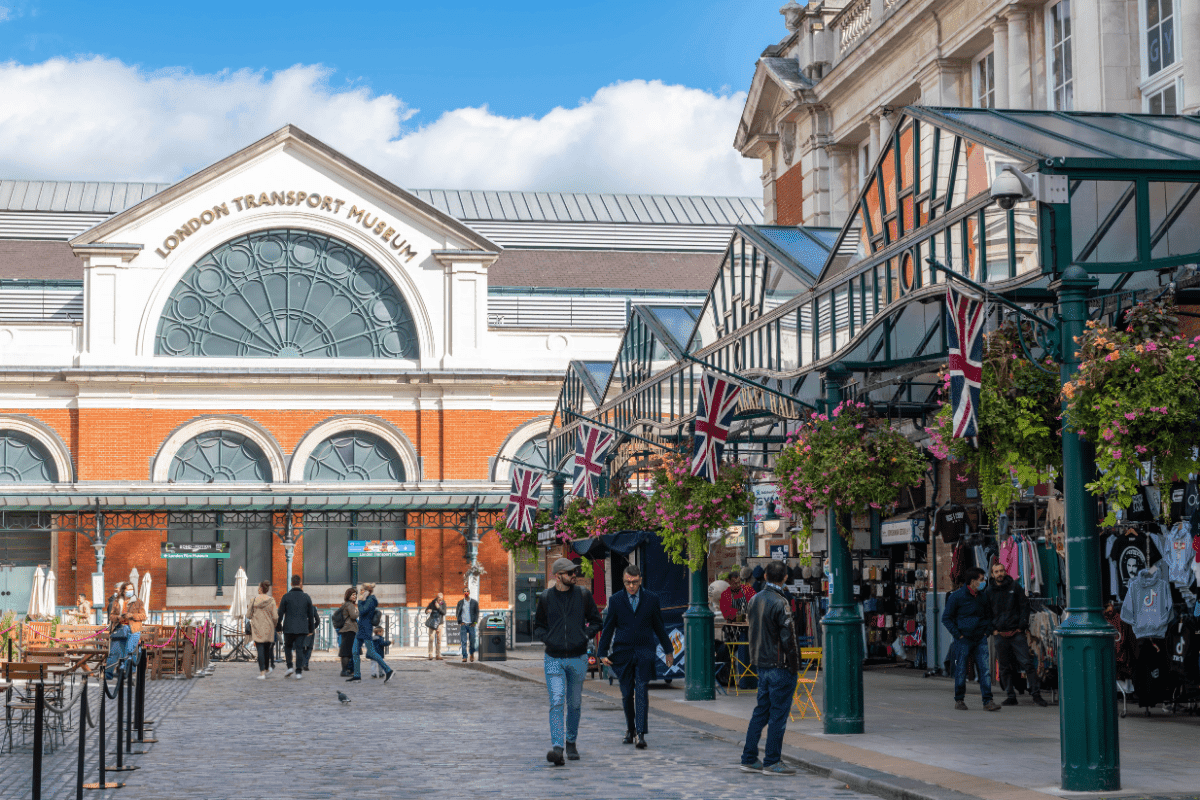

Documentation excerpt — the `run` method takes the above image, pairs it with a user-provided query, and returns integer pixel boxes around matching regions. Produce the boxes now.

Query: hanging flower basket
[1063,300,1200,524]
[931,320,1062,527]
[650,453,753,572]
[774,401,926,541]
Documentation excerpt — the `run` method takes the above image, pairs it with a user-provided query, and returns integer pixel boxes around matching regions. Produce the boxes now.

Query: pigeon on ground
[337,691,351,704]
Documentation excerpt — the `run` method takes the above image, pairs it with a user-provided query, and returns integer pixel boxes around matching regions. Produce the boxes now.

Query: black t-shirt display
[935,504,968,544]
[1169,480,1200,523]
[1105,530,1163,600]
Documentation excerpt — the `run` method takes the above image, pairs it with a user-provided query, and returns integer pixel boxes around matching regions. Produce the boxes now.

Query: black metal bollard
[125,655,134,754]
[84,672,123,790]
[107,662,136,772]
[32,682,44,800]
[134,647,155,746]
[76,681,88,800]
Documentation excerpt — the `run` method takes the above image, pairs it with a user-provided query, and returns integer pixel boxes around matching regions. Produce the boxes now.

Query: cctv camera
[990,166,1035,210]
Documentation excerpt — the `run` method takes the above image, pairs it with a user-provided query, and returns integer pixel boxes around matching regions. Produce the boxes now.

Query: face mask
[124,590,134,598]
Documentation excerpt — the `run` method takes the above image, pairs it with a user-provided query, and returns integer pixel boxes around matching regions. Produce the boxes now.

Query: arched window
[304,432,405,482]
[0,430,58,482]
[155,229,419,359]
[513,434,548,471]
[169,431,272,482]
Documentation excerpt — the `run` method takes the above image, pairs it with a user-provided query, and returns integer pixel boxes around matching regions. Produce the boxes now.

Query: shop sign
[723,526,745,547]
[347,540,416,557]
[751,482,779,522]
[161,541,230,559]
[769,544,789,561]
[536,525,557,547]
[880,519,926,545]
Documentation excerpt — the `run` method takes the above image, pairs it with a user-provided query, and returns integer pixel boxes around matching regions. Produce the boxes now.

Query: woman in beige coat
[338,587,359,676]
[249,580,279,679]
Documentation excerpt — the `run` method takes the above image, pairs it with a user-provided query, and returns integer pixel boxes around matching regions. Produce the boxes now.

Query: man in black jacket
[739,561,798,777]
[276,575,318,680]
[987,563,1047,707]
[533,557,603,767]
[943,567,999,711]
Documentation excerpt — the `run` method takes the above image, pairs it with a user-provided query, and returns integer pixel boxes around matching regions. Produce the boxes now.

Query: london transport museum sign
[153,190,420,263]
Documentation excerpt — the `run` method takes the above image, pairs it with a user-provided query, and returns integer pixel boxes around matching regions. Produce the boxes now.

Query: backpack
[331,606,345,630]
[372,609,383,627]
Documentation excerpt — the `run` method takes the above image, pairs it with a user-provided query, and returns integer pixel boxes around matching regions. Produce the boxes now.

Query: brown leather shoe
[435,656,443,661]
[470,654,475,662]
[983,702,1002,712]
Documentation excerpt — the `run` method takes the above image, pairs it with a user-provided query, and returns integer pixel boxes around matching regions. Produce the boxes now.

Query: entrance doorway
[0,512,53,614]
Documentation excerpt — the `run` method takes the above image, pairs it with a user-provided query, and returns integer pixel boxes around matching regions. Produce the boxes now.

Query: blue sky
[0,2,787,194]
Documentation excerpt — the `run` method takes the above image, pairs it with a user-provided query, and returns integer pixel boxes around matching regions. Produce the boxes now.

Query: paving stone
[3,660,877,800]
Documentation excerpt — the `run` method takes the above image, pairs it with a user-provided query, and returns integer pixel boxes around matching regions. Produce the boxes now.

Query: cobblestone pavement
[5,659,878,800]
[1,670,197,800]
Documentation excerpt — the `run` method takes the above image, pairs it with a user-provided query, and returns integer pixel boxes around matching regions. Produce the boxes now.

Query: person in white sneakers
[276,575,317,680]
[249,580,278,680]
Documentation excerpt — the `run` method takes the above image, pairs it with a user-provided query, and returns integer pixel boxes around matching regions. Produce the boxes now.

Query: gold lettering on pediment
[155,191,419,264]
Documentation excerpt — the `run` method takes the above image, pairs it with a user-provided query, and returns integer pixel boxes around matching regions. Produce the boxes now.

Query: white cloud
[0,57,760,197]
[0,8,10,22]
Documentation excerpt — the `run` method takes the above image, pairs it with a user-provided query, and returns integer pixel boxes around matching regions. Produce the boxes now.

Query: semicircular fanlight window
[304,431,405,482]
[0,430,58,482]
[155,229,419,359]
[169,431,272,482]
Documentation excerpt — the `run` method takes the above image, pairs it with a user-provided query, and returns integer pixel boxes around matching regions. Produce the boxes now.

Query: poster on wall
[347,540,416,557]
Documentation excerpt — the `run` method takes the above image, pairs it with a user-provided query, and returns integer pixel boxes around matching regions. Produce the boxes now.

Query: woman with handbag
[425,591,446,660]
[105,581,145,680]
[337,587,359,676]
[249,580,279,679]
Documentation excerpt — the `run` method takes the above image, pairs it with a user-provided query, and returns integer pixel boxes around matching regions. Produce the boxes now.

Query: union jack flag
[945,285,986,441]
[505,467,544,534]
[691,372,742,482]
[570,423,614,502]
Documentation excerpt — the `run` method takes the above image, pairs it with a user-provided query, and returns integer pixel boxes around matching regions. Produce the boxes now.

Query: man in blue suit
[598,564,674,749]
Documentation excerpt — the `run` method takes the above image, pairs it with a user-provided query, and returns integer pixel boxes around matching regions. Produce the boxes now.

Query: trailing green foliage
[650,453,753,572]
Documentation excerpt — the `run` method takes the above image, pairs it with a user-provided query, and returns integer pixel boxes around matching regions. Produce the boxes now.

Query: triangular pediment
[70,125,499,254]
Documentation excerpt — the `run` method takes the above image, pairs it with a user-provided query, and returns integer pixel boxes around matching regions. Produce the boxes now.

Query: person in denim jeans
[942,567,1000,711]
[533,558,603,766]
[739,561,798,776]
[348,582,393,683]
[105,581,145,680]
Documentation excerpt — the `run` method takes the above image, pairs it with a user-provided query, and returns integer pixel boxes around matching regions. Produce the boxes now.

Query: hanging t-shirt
[934,504,968,544]
[1152,522,1195,589]
[1169,481,1200,523]
[1125,486,1160,522]
[1106,531,1163,600]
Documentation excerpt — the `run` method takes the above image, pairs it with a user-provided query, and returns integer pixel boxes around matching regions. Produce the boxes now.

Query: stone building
[0,124,758,637]
[741,0,1198,226]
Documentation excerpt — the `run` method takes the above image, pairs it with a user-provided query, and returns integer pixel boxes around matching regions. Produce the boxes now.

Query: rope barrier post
[106,662,136,772]
[32,681,44,800]
[124,653,134,755]
[83,672,122,790]
[134,646,156,745]
[75,681,88,800]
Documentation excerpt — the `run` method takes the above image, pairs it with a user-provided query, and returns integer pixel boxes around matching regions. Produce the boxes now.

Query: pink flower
[1189,356,1196,362]
[1145,341,1159,352]
[1124,412,1137,420]
[1112,449,1123,459]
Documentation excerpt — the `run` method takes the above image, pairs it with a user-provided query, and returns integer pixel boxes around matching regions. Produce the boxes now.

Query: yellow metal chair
[790,646,822,720]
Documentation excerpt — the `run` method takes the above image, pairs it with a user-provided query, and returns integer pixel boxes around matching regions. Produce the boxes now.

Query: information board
[161,542,230,559]
[347,540,416,557]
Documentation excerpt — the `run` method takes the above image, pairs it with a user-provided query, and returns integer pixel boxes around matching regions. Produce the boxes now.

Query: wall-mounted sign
[880,519,927,545]
[161,542,230,559]
[769,544,790,561]
[348,540,416,557]
[723,526,745,548]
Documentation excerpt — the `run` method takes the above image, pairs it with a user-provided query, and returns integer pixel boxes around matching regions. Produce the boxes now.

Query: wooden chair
[3,662,53,753]
[20,623,53,651]
[790,646,823,721]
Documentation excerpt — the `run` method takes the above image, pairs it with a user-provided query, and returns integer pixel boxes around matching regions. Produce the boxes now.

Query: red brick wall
[37,407,538,608]
[776,164,804,226]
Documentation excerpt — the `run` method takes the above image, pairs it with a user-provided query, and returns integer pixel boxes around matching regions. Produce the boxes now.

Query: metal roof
[748,226,840,279]
[760,57,813,94]
[914,108,1200,162]
[410,190,762,225]
[0,181,172,213]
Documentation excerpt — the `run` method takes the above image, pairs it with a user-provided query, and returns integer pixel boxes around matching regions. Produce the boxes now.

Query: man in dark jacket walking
[987,563,1046,706]
[533,558,603,766]
[276,574,318,680]
[739,561,799,777]
[942,567,1000,711]
[598,565,674,749]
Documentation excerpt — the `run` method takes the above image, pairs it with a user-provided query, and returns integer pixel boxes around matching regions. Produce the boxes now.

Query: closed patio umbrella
[228,567,249,620]
[139,572,152,612]
[27,566,45,618]
[129,567,139,593]
[42,570,56,617]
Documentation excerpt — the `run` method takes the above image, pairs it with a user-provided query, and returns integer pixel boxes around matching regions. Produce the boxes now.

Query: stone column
[826,145,854,226]
[878,110,893,149]
[1184,0,1200,113]
[991,17,1010,108]
[868,114,881,165]
[433,250,499,368]
[1006,8,1032,109]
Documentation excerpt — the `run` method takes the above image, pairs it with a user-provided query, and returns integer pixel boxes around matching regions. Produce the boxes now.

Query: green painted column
[684,555,715,700]
[822,364,865,734]
[1054,266,1120,791]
